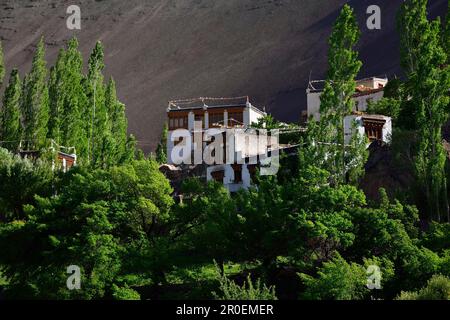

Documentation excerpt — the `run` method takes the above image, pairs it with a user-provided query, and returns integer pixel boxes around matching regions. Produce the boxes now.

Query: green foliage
[47,55,62,144]
[299,253,368,300]
[16,37,138,168]
[421,222,450,253]
[398,0,450,222]
[366,79,403,123]
[57,38,89,161]
[86,41,109,168]
[111,284,141,300]
[397,274,450,300]
[105,77,131,166]
[155,123,168,164]
[1,4,450,301]
[0,40,4,88]
[0,69,22,152]
[0,159,173,299]
[444,2,450,62]
[212,262,277,300]
[378,188,420,239]
[0,148,53,221]
[21,38,49,150]
[307,4,366,185]
[397,0,429,74]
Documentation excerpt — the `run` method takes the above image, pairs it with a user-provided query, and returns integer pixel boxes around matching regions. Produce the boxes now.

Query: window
[232,164,242,183]
[228,112,243,126]
[209,112,224,127]
[169,115,188,130]
[194,114,204,127]
[211,170,224,182]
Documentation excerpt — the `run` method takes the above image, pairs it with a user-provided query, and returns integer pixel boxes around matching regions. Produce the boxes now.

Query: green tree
[111,284,141,300]
[397,274,450,300]
[308,4,366,185]
[399,0,450,221]
[212,262,277,300]
[0,159,173,299]
[105,77,129,166]
[0,148,53,221]
[47,60,62,144]
[366,78,403,123]
[299,253,368,300]
[1,69,22,152]
[397,0,429,75]
[0,40,4,88]
[443,2,450,62]
[21,38,49,150]
[155,123,168,164]
[86,41,108,168]
[58,38,88,162]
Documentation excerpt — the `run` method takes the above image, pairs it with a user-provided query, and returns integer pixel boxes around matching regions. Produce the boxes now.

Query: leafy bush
[212,263,277,300]
[396,275,450,300]
[112,284,141,300]
[299,253,368,300]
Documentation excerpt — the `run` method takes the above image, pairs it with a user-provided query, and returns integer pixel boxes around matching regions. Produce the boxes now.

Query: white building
[306,77,392,145]
[166,97,267,192]
[344,114,392,145]
[306,77,388,121]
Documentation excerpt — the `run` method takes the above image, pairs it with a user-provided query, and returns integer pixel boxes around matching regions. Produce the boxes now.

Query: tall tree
[0,40,5,88]
[0,69,22,151]
[155,123,168,164]
[397,0,430,75]
[105,77,129,166]
[86,41,108,168]
[399,0,450,221]
[47,62,61,144]
[308,4,366,185]
[444,2,450,62]
[59,38,88,162]
[397,0,434,130]
[21,38,49,150]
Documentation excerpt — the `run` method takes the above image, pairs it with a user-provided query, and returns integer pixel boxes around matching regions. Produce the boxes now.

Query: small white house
[344,114,392,145]
[306,77,388,121]
[165,97,267,192]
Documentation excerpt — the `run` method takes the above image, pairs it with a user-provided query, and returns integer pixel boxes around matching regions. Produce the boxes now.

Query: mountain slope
[0,0,447,152]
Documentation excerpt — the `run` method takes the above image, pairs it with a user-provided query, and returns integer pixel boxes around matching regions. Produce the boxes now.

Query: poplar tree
[59,38,88,161]
[0,69,21,151]
[309,4,366,185]
[47,62,61,144]
[0,40,4,88]
[399,0,450,221]
[21,38,49,149]
[105,77,128,165]
[86,41,108,168]
[155,123,168,164]
[397,0,431,129]
[444,2,450,63]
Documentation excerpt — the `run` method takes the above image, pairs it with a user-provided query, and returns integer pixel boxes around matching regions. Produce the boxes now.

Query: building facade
[306,77,392,144]
[306,77,388,121]
[166,97,267,192]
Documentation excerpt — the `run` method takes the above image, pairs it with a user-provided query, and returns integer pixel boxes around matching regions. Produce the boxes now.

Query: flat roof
[307,77,388,93]
[167,96,266,115]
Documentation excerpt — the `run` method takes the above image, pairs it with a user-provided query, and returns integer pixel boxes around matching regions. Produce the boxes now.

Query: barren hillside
[0,0,447,152]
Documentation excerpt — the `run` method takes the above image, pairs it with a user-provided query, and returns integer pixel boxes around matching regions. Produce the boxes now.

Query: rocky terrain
[0,0,447,152]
